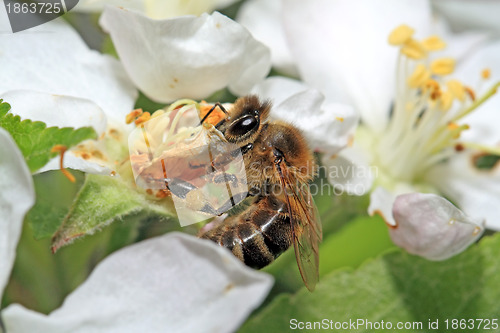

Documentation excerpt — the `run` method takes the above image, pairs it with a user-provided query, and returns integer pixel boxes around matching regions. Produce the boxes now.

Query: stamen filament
[461,142,500,156]
[166,99,199,113]
[51,145,76,183]
[452,82,500,122]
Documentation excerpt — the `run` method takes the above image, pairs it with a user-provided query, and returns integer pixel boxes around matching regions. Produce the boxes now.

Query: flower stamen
[439,91,453,111]
[446,80,465,102]
[126,108,143,124]
[430,58,455,76]
[422,35,446,51]
[464,86,476,101]
[388,24,414,45]
[482,68,491,80]
[379,24,500,184]
[51,144,76,183]
[401,39,427,59]
[408,64,430,88]
[135,112,151,126]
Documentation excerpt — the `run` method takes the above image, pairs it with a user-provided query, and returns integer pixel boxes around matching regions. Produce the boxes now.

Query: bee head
[219,95,271,146]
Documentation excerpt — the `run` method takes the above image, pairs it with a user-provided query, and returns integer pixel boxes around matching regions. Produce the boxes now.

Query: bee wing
[277,164,322,292]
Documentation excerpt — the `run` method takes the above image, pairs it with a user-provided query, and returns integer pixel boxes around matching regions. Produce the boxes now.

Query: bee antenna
[200,102,228,124]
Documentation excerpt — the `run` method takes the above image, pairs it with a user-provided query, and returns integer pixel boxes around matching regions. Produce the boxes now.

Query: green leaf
[51,173,177,252]
[3,208,139,314]
[262,215,395,295]
[134,91,168,112]
[26,171,86,240]
[0,99,97,172]
[241,234,500,333]
[318,215,395,276]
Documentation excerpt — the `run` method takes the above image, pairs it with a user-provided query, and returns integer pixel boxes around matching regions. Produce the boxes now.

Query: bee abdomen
[251,210,292,261]
[237,222,274,268]
[199,202,293,269]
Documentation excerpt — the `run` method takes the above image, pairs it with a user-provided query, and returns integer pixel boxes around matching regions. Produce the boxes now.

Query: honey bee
[128,95,322,291]
[197,96,322,291]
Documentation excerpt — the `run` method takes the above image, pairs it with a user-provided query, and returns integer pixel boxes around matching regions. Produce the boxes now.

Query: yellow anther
[455,143,465,152]
[464,86,476,101]
[425,79,441,99]
[430,58,455,75]
[135,111,151,125]
[388,24,415,45]
[401,39,427,59]
[447,80,465,102]
[126,108,143,124]
[447,122,469,139]
[335,116,344,122]
[422,35,446,51]
[431,90,442,101]
[407,64,431,88]
[425,79,440,90]
[439,91,453,111]
[482,68,491,80]
[425,79,441,100]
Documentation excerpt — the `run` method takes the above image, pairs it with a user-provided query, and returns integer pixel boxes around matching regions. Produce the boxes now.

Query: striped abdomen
[199,194,293,268]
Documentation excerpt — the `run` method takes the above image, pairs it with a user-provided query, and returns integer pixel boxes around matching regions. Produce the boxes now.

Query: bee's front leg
[164,177,198,199]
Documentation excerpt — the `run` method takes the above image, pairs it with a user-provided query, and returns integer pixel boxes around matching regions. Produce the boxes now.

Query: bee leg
[211,173,238,186]
[199,191,248,216]
[200,102,228,124]
[240,143,254,155]
[188,161,208,169]
[217,192,248,213]
[164,178,197,199]
[209,143,253,171]
[248,187,261,196]
[199,203,218,215]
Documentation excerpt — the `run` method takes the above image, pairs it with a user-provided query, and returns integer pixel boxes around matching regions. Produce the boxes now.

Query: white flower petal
[100,8,271,103]
[0,18,137,123]
[0,129,35,300]
[322,146,374,196]
[453,41,500,146]
[75,0,145,13]
[3,90,107,136]
[427,151,500,230]
[251,76,308,106]
[0,2,11,33]
[237,0,298,76]
[368,186,397,226]
[3,233,273,333]
[253,77,358,154]
[430,14,488,62]
[76,0,238,18]
[432,0,500,35]
[2,90,121,175]
[390,192,484,261]
[282,0,432,133]
[143,0,238,19]
[40,118,129,175]
[36,153,112,175]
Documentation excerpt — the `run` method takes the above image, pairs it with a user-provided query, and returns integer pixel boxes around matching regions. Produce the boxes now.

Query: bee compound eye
[229,115,259,136]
